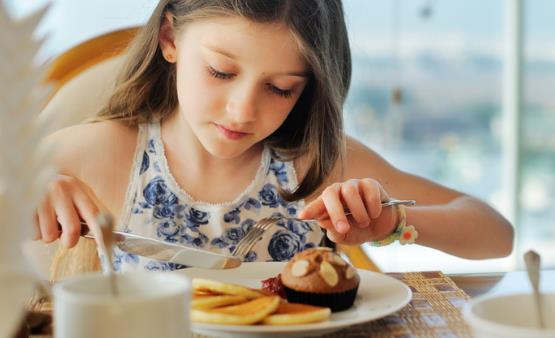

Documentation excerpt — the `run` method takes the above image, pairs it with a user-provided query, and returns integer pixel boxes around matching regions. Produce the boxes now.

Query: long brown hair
[97,0,352,201]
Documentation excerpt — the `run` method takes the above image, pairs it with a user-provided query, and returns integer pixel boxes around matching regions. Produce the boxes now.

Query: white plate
[177,262,411,338]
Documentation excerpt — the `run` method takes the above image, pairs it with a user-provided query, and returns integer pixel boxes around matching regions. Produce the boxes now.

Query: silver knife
[84,230,241,269]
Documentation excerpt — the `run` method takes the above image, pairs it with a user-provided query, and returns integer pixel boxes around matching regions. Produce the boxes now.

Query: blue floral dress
[113,122,324,272]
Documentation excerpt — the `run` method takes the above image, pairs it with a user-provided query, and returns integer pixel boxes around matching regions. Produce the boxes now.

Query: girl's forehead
[178,16,308,72]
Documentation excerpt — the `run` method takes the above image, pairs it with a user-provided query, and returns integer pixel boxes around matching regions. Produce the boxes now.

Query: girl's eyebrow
[274,70,310,78]
[203,45,237,60]
[202,45,310,78]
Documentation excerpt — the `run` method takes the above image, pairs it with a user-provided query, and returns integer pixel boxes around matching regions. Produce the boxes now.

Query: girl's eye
[207,66,234,80]
[267,84,293,98]
[208,65,292,98]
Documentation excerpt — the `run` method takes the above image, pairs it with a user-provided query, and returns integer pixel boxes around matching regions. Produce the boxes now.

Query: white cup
[464,293,555,338]
[53,272,191,338]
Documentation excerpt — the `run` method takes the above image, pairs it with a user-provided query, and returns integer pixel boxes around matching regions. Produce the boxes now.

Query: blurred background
[6,0,554,273]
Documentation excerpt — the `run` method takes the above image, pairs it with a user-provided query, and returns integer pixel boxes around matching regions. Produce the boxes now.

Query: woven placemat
[319,271,472,338]
[29,271,472,338]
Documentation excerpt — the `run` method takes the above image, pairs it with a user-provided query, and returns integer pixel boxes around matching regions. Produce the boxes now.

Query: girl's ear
[159,12,177,63]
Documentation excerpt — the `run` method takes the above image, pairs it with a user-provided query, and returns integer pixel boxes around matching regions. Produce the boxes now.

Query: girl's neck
[161,111,262,170]
[159,111,264,203]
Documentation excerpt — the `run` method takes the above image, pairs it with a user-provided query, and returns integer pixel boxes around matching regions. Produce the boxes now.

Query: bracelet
[368,204,418,247]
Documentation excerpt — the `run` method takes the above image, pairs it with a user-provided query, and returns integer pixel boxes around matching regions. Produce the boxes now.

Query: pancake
[193,278,265,299]
[191,296,280,325]
[192,294,248,310]
[262,302,331,325]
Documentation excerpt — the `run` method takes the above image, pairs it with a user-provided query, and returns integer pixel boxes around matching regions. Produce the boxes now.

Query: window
[344,0,554,272]
[344,0,513,272]
[521,0,555,267]
[8,0,553,272]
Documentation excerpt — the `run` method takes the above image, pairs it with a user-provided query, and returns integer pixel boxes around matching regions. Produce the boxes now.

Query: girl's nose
[225,83,258,123]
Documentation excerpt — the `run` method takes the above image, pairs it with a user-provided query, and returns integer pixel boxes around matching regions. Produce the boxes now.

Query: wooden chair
[38,27,380,281]
[41,27,140,130]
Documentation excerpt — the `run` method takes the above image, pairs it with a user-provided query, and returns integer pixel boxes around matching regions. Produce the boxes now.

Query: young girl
[37,0,513,272]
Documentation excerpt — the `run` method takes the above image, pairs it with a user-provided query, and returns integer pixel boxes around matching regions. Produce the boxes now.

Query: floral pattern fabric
[115,123,323,272]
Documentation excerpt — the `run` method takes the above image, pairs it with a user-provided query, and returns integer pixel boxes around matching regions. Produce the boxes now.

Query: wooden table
[28,270,555,337]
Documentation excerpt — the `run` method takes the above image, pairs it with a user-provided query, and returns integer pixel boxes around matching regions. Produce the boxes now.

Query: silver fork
[232,218,276,258]
[231,199,415,258]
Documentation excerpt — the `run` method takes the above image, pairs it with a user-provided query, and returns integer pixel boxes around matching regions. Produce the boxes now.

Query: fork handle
[381,199,416,208]
[304,199,415,222]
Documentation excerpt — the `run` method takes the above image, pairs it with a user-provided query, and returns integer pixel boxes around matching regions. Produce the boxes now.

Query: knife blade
[85,231,242,270]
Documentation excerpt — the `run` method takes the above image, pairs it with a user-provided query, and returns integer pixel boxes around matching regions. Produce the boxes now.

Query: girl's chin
[204,142,254,160]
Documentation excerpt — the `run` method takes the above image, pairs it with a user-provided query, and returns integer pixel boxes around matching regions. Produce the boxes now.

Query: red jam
[261,274,286,299]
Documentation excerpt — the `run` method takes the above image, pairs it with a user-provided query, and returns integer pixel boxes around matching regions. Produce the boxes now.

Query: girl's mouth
[215,123,250,140]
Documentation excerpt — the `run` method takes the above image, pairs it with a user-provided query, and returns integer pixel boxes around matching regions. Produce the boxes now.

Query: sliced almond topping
[319,261,339,287]
[291,259,310,277]
[345,266,357,280]
[330,253,347,266]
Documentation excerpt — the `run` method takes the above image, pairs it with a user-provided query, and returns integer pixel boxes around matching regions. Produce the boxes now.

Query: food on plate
[261,302,331,325]
[193,278,265,299]
[260,274,286,298]
[192,294,248,310]
[280,247,360,312]
[190,278,331,325]
[191,296,281,325]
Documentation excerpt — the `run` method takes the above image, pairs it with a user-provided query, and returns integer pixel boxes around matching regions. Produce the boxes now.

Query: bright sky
[344,0,555,61]
[4,0,555,61]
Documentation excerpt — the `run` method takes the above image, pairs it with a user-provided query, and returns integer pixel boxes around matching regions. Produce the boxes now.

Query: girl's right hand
[35,175,104,248]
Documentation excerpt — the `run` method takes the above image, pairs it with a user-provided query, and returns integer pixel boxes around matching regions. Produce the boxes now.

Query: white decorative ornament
[0,3,57,338]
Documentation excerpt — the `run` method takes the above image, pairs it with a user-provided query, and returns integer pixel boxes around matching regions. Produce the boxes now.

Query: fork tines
[232,218,276,259]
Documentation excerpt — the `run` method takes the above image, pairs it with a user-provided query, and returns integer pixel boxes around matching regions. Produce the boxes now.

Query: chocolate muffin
[280,247,360,312]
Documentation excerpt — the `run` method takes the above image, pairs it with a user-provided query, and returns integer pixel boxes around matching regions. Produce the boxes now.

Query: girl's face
[161,16,309,159]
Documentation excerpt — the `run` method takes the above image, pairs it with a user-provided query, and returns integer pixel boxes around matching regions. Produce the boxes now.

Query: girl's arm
[37,121,136,247]
[300,136,514,259]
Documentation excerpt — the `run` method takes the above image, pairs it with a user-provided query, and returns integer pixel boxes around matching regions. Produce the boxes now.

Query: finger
[37,197,60,243]
[321,183,350,234]
[340,180,371,227]
[316,219,334,232]
[378,183,390,201]
[51,190,83,248]
[360,179,384,219]
[324,226,346,244]
[33,213,41,240]
[298,197,327,220]
[73,188,102,240]
[319,218,371,245]
[60,175,103,238]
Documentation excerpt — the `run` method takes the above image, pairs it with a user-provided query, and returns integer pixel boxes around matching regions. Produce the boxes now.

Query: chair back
[41,27,139,130]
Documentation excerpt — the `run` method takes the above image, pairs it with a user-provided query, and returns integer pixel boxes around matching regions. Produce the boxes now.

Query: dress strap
[118,123,149,231]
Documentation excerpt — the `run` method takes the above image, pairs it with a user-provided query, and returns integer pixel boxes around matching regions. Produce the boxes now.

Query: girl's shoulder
[50,119,137,138]
[47,120,139,176]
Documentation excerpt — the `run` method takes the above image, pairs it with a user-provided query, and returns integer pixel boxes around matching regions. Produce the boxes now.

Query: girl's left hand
[298,178,398,245]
